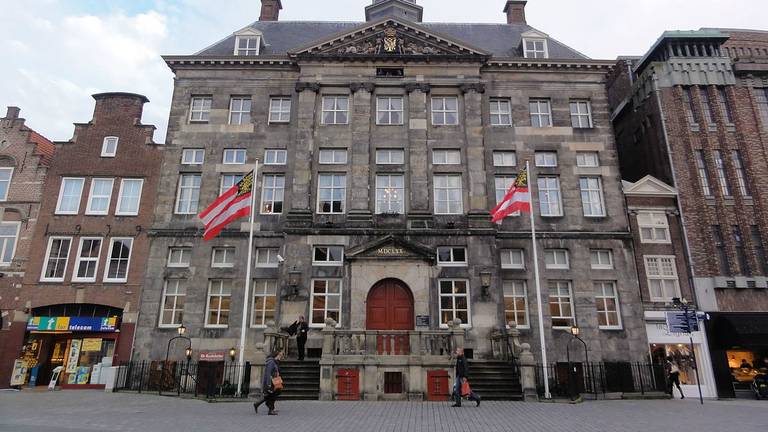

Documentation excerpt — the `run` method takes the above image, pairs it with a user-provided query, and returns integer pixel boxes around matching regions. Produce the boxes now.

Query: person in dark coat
[452,348,480,407]
[294,316,309,361]
[253,349,284,415]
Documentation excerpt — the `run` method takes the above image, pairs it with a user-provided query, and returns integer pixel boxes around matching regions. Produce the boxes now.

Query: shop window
[650,344,699,385]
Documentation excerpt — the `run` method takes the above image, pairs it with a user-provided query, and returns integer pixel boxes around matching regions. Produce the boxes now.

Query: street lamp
[163,323,193,396]
[229,347,237,362]
[671,297,704,405]
[564,326,588,400]
[177,325,187,336]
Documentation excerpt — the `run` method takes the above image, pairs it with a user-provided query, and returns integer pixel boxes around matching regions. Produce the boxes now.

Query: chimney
[4,107,20,120]
[504,1,527,25]
[259,0,282,21]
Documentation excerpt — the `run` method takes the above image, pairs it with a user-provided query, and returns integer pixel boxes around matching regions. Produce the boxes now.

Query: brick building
[0,107,55,388]
[134,0,649,400]
[11,93,162,389]
[609,29,768,397]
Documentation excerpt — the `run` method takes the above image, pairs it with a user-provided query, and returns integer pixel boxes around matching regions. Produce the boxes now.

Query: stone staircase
[278,360,321,400]
[467,360,524,401]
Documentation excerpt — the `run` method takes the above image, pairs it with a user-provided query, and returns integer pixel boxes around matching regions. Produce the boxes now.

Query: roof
[633,29,729,74]
[195,20,588,60]
[28,130,55,167]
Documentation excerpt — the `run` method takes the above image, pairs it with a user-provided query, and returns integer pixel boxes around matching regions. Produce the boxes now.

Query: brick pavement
[0,390,766,432]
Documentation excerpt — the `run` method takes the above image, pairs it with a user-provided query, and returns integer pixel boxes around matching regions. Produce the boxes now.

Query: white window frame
[576,152,600,168]
[40,237,72,282]
[101,136,119,157]
[55,177,85,215]
[116,179,144,216]
[319,149,348,165]
[309,279,343,328]
[181,148,204,165]
[503,280,529,329]
[376,96,404,125]
[254,248,280,268]
[535,152,558,167]
[316,173,346,214]
[205,279,232,328]
[189,96,212,123]
[529,99,552,127]
[569,100,593,128]
[222,149,247,165]
[523,38,549,59]
[645,255,682,302]
[312,246,344,267]
[549,281,575,329]
[637,211,671,244]
[433,174,463,215]
[159,279,186,328]
[537,176,563,217]
[268,98,292,124]
[500,249,525,270]
[495,176,518,206]
[167,247,192,268]
[431,97,459,126]
[579,177,606,217]
[432,149,461,165]
[493,151,517,167]
[376,149,405,165]
[590,249,614,270]
[375,174,405,215]
[174,174,201,215]
[211,247,236,268]
[260,174,285,215]
[0,221,20,266]
[85,178,114,216]
[228,97,251,125]
[438,279,471,328]
[72,237,103,283]
[321,96,349,125]
[0,167,13,201]
[490,99,513,126]
[234,35,260,56]
[595,281,622,330]
[436,247,468,267]
[251,279,277,328]
[264,149,287,165]
[545,249,570,270]
[220,174,243,195]
[104,237,133,283]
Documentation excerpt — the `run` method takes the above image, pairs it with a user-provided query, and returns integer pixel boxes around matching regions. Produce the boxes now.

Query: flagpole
[236,162,259,396]
[526,160,551,399]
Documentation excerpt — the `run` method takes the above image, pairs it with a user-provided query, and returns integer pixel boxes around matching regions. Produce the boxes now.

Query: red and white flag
[199,171,255,241]
[490,167,530,222]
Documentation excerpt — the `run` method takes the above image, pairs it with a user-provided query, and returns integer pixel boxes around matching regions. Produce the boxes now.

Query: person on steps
[452,348,481,407]
[253,349,284,415]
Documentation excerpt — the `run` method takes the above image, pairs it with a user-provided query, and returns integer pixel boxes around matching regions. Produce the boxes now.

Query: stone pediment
[290,17,489,60]
[346,235,436,262]
[623,175,678,197]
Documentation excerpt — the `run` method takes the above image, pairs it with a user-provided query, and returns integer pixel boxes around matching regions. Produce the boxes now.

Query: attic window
[377,68,404,77]
[523,38,548,59]
[235,36,260,56]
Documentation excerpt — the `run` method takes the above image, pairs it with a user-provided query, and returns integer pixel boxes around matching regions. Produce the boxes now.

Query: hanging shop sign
[27,316,119,333]
[81,338,103,352]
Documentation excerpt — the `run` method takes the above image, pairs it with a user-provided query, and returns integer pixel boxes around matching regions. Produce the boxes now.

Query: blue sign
[27,316,118,332]
[666,311,699,333]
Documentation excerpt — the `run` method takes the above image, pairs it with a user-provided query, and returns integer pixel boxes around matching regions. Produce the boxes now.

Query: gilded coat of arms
[383,28,399,53]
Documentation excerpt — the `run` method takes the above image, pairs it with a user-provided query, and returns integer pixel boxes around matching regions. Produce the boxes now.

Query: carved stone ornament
[404,83,431,94]
[349,82,376,93]
[460,83,486,94]
[295,82,321,93]
[333,26,452,56]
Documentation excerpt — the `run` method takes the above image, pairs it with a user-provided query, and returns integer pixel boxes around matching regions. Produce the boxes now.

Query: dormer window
[101,137,118,157]
[235,36,260,56]
[523,38,548,59]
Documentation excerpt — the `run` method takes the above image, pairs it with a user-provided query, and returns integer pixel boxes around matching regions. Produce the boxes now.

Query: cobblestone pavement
[1,390,767,432]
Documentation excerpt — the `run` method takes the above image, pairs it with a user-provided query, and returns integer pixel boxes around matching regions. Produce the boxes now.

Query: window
[751,226,768,274]
[310,279,342,327]
[85,178,114,215]
[503,280,529,328]
[223,149,247,165]
[590,249,614,270]
[731,151,750,197]
[495,176,517,205]
[490,99,513,126]
[376,174,404,214]
[251,280,277,327]
[535,152,558,167]
[175,175,201,214]
[167,247,192,268]
[523,38,548,58]
[159,280,186,327]
[41,237,72,282]
[0,222,19,265]
[529,99,552,128]
[73,237,102,282]
[376,149,404,165]
[712,225,731,276]
[377,97,404,125]
[437,247,467,267]
[269,98,292,123]
[537,176,563,217]
[637,211,670,244]
[317,174,346,214]
[181,149,204,165]
[432,149,461,165]
[549,281,574,328]
[229,97,251,125]
[56,178,85,215]
[189,96,212,122]
[694,150,712,197]
[206,280,232,327]
[500,249,525,269]
[433,175,463,214]
[116,179,144,216]
[713,150,731,197]
[260,174,285,215]
[718,87,733,123]
[579,177,606,217]
[321,96,349,125]
[576,152,599,168]
[235,36,259,56]
[212,247,235,268]
[0,168,12,201]
[431,97,459,126]
[756,88,768,128]
[264,149,287,165]
[595,281,622,329]
[438,279,470,328]
[700,89,717,125]
[313,246,344,266]
[545,249,570,269]
[104,238,133,282]
[220,174,243,195]
[644,256,681,302]
[493,151,516,167]
[570,100,593,128]
[101,137,118,157]
[682,87,698,125]
[255,248,280,268]
[733,225,751,276]
[319,149,348,165]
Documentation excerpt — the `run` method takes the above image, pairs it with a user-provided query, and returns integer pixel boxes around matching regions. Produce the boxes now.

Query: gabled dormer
[233,28,265,56]
[520,29,549,59]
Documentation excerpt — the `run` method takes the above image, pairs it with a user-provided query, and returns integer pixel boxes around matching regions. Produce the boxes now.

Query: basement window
[376,68,404,78]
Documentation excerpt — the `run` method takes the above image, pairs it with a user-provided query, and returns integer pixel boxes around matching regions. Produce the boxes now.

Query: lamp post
[162,325,192,396]
[229,347,237,362]
[564,326,588,400]
[672,297,704,405]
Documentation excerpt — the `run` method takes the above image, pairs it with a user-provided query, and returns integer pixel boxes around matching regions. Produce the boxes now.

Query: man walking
[666,357,685,399]
[452,348,480,407]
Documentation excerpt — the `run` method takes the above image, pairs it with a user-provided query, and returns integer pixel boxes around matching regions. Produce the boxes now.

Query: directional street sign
[666,310,699,333]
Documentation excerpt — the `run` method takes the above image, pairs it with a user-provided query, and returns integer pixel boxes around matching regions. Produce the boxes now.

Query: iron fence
[114,360,251,399]
[535,362,666,399]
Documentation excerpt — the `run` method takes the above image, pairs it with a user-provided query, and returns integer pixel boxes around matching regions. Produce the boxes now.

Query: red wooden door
[336,369,360,400]
[366,280,414,330]
[427,370,450,401]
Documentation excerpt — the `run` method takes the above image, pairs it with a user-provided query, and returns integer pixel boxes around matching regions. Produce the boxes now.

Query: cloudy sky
[0,0,762,143]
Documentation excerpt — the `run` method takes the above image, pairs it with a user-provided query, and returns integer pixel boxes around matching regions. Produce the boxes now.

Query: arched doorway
[366,279,414,330]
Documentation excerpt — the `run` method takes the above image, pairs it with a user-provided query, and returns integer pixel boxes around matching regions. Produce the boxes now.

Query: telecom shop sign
[665,310,700,333]
[27,316,119,333]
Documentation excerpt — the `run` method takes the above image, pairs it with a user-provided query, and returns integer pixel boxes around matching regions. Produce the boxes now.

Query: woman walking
[253,349,284,415]
[666,356,685,399]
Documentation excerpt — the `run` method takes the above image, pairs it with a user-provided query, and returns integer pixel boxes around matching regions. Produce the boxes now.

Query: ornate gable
[346,235,436,263]
[623,175,678,197]
[290,18,489,60]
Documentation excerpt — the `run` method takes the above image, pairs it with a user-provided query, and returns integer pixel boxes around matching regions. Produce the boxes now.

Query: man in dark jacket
[294,316,309,361]
[253,349,284,415]
[453,348,480,407]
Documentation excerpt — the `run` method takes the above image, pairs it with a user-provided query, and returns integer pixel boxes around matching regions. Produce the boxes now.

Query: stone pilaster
[286,82,320,227]
[405,83,432,225]
[461,84,491,228]
[347,83,375,226]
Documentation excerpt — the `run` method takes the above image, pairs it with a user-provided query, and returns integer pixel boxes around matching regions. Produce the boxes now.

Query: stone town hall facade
[134,0,649,398]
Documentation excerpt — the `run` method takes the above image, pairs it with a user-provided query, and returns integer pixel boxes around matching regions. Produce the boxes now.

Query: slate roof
[196,21,589,60]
